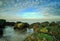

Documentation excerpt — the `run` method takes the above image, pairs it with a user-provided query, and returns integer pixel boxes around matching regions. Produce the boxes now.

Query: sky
[0,0,60,21]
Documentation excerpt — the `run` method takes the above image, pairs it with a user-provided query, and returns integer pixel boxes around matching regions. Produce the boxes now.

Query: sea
[0,26,33,41]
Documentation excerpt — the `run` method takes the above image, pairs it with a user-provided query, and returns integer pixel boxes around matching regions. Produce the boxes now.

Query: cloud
[0,1,3,6]
[36,1,60,16]
[0,0,60,20]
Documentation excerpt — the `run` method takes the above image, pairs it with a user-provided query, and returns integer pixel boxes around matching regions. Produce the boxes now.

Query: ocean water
[7,19,59,24]
[0,26,31,41]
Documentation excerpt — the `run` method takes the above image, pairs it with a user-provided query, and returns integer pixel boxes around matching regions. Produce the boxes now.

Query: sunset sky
[0,0,60,21]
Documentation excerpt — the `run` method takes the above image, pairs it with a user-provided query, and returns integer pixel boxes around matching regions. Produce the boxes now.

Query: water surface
[0,26,30,41]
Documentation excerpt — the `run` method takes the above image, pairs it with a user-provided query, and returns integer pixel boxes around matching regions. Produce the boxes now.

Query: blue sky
[0,0,60,21]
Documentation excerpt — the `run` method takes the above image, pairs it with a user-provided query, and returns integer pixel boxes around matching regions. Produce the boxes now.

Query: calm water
[0,26,33,41]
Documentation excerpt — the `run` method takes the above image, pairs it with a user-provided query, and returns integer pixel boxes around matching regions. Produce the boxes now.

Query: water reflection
[0,26,31,41]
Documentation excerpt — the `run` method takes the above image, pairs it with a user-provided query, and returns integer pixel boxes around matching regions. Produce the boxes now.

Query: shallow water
[0,26,32,41]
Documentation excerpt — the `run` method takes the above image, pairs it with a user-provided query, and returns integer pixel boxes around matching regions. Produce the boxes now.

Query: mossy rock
[25,33,57,41]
